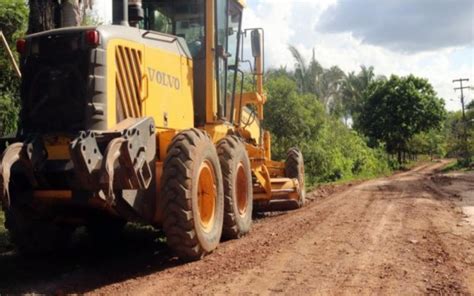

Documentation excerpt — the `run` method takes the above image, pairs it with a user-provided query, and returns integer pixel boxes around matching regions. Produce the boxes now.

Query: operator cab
[142,1,207,58]
[114,0,244,126]
[142,0,243,125]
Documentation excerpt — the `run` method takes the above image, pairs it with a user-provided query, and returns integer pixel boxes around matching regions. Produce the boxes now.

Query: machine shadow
[0,212,280,294]
[0,224,180,294]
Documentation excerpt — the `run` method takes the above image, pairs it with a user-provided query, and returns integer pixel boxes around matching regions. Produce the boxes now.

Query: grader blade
[253,177,304,212]
[255,199,301,212]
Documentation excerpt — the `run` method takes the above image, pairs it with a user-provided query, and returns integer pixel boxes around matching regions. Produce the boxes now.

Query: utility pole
[453,78,469,120]
[453,78,470,162]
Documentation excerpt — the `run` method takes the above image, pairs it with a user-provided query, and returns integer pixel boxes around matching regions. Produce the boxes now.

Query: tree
[288,46,345,113]
[288,45,309,93]
[319,66,345,112]
[358,75,446,164]
[27,0,93,34]
[0,0,28,135]
[467,100,474,110]
[339,66,378,125]
[263,74,324,157]
[445,105,474,165]
[27,0,59,33]
[407,129,446,161]
[64,0,94,27]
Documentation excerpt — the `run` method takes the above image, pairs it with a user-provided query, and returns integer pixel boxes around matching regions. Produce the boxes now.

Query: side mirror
[251,29,262,58]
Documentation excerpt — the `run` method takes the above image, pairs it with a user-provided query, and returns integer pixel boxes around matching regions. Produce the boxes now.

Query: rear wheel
[217,136,253,240]
[285,148,306,208]
[161,129,224,261]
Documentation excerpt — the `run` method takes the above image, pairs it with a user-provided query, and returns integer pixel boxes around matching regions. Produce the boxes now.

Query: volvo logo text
[147,67,181,90]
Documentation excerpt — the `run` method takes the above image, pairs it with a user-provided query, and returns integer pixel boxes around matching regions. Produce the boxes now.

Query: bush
[263,75,390,184]
[0,0,27,137]
[0,92,19,136]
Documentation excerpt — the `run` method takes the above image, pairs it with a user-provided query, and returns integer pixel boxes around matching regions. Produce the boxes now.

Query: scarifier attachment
[0,141,42,209]
[0,117,156,209]
[69,117,156,204]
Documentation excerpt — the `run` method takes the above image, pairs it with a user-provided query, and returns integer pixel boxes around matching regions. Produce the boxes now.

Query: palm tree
[288,46,345,112]
[307,49,324,95]
[319,66,345,111]
[288,45,308,93]
[340,65,377,125]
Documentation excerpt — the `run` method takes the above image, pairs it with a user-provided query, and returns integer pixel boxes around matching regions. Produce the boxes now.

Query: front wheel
[217,136,253,240]
[161,129,224,261]
[285,148,306,208]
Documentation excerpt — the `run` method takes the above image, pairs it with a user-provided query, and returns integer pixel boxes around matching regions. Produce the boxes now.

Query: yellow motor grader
[0,0,305,260]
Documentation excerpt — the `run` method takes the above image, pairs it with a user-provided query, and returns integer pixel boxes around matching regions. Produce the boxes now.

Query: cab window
[142,0,206,58]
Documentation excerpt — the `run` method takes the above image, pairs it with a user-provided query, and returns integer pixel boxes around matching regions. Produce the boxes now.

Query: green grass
[0,211,12,253]
[306,166,393,192]
[441,159,473,173]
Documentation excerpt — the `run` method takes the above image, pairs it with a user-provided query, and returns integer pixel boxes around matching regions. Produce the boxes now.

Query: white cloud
[242,0,473,111]
[95,0,473,111]
[318,0,473,53]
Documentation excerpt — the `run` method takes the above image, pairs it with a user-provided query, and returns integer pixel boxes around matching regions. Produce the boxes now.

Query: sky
[96,0,473,111]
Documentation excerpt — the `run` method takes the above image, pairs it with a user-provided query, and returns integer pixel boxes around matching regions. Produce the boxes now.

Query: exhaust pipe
[113,0,143,27]
[121,0,129,26]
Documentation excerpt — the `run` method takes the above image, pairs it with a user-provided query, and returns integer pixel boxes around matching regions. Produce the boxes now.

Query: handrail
[0,31,21,78]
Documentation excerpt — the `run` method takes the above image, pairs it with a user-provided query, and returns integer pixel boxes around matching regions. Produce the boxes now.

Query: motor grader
[0,0,305,260]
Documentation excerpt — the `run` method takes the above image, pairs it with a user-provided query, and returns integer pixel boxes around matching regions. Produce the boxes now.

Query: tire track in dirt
[2,162,472,295]
[159,161,472,296]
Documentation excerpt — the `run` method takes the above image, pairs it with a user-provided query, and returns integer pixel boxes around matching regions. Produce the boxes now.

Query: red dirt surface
[1,161,473,295]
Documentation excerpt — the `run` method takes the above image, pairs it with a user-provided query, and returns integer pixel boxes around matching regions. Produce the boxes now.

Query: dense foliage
[444,105,474,165]
[357,75,446,163]
[0,0,27,136]
[263,72,390,184]
[1,3,467,187]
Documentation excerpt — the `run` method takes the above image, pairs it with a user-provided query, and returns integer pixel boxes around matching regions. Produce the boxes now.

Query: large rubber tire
[161,129,224,261]
[217,136,253,240]
[285,148,306,208]
[5,205,73,255]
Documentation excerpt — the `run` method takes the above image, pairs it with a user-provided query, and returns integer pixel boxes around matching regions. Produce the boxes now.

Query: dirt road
[1,161,473,295]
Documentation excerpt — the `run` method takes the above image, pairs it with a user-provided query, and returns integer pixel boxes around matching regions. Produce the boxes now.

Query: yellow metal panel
[263,130,271,160]
[33,190,72,200]
[115,45,143,117]
[253,164,272,200]
[143,47,194,130]
[153,161,165,224]
[106,39,145,127]
[240,107,261,144]
[204,123,232,143]
[158,130,178,161]
[107,38,194,131]
[206,0,217,123]
[44,136,71,160]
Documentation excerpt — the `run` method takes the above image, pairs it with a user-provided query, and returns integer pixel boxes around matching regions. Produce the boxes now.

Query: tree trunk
[28,1,92,34]
[27,0,60,34]
[61,0,92,27]
[61,0,82,27]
